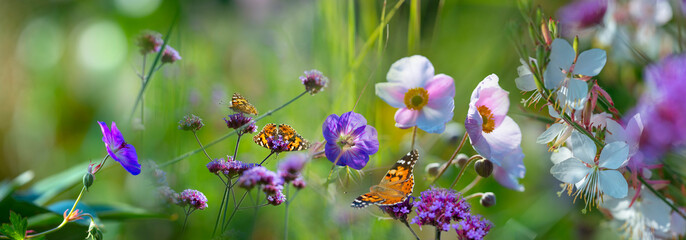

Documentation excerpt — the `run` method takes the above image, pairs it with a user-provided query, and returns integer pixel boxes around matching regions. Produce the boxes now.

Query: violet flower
[454,214,492,240]
[376,55,455,133]
[410,187,471,232]
[558,0,608,35]
[137,31,163,55]
[178,189,208,210]
[237,166,281,189]
[224,113,257,135]
[322,111,379,170]
[161,45,181,64]
[380,197,414,221]
[464,74,526,191]
[278,153,308,182]
[98,121,141,175]
[300,70,328,95]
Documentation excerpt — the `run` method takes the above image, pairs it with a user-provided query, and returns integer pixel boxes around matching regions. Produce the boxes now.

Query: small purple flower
[98,121,141,175]
[267,191,286,206]
[558,0,608,35]
[454,214,492,240]
[631,54,686,166]
[379,197,414,221]
[262,184,284,196]
[292,176,306,189]
[178,189,208,210]
[137,31,163,55]
[161,45,181,64]
[411,187,471,232]
[268,135,291,153]
[206,159,227,174]
[300,70,328,95]
[237,166,280,189]
[322,111,379,170]
[178,114,204,132]
[224,113,257,135]
[278,153,308,182]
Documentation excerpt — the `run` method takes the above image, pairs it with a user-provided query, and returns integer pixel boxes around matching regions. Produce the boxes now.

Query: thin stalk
[410,126,418,150]
[284,185,290,240]
[460,176,482,193]
[141,54,146,126]
[450,155,482,189]
[182,207,192,232]
[221,179,234,228]
[27,186,87,238]
[193,131,212,161]
[259,152,276,165]
[435,227,441,240]
[223,190,250,231]
[464,192,484,200]
[432,132,468,184]
[401,219,420,240]
[161,91,308,168]
[352,0,405,70]
[233,134,242,160]
[212,187,229,236]
[408,0,420,53]
[326,151,346,181]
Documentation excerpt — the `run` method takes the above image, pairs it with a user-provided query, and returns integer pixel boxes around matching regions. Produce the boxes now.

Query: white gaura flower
[550,131,629,210]
[544,38,607,111]
[603,186,671,240]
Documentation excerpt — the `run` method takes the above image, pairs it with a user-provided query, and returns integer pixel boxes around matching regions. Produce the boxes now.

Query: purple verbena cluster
[137,31,163,55]
[410,187,479,232]
[300,70,328,95]
[206,156,255,178]
[224,113,257,135]
[178,114,204,132]
[380,197,414,221]
[455,214,492,240]
[179,189,208,211]
[278,153,308,183]
[268,135,291,153]
[161,46,182,64]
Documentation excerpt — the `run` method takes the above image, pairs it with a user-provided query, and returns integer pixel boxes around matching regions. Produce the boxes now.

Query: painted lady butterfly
[351,149,418,208]
[253,123,309,152]
[230,93,258,115]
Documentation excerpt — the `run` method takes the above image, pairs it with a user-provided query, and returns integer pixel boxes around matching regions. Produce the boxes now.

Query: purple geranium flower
[411,187,471,232]
[322,111,379,170]
[375,55,455,133]
[98,121,141,175]
[464,74,525,191]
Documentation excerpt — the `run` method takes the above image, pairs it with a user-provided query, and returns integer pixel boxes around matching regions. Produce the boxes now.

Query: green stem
[259,152,275,166]
[26,186,87,238]
[410,126,418,150]
[160,91,309,168]
[351,0,405,70]
[637,175,686,220]
[193,131,212,161]
[141,54,146,126]
[284,185,290,240]
[435,227,441,240]
[432,132,468,185]
[212,186,229,236]
[233,134,242,160]
[223,190,250,231]
[401,219,420,240]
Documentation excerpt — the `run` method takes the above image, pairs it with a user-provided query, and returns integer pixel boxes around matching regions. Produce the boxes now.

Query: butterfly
[253,123,310,152]
[229,93,258,115]
[351,149,418,208]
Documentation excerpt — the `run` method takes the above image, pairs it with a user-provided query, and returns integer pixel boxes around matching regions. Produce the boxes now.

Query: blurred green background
[0,0,633,239]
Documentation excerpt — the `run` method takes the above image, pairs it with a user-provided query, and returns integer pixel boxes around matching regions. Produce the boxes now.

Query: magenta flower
[455,214,492,240]
[380,197,414,221]
[224,113,257,135]
[464,74,525,191]
[410,187,471,232]
[98,121,141,175]
[278,153,308,182]
[558,0,608,35]
[300,70,328,95]
[161,45,181,64]
[322,111,379,170]
[178,189,208,210]
[376,55,455,133]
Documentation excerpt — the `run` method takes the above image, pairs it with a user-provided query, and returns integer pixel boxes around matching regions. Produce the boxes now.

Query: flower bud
[178,114,204,132]
[86,220,103,240]
[83,172,94,191]
[300,70,328,95]
[454,154,469,168]
[480,192,496,207]
[474,159,493,178]
[425,163,441,177]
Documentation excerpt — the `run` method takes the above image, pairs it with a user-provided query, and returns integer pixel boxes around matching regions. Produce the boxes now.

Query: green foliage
[0,211,28,240]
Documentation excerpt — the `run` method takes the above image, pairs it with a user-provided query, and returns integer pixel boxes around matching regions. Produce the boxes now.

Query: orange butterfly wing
[230,93,258,115]
[253,123,277,149]
[351,150,418,208]
[278,124,310,151]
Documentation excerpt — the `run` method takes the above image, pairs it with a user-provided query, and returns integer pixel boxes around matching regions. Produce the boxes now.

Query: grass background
[0,0,645,239]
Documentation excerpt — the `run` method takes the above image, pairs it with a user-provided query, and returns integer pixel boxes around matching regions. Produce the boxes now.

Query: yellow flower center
[478,105,495,133]
[404,87,429,110]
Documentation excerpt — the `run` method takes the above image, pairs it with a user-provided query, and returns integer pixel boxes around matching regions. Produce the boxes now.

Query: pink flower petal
[469,74,501,103]
[425,74,455,100]
[394,108,419,129]
[465,105,491,158]
[474,87,509,127]
[482,116,522,167]
[375,82,408,108]
[417,97,454,133]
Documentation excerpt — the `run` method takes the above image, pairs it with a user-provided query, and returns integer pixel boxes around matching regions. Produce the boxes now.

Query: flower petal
[425,74,455,100]
[571,131,596,164]
[469,74,501,103]
[375,82,409,108]
[353,125,379,155]
[515,64,537,91]
[338,112,367,135]
[324,142,343,164]
[474,87,509,126]
[573,49,607,76]
[544,67,566,90]
[558,78,588,110]
[417,96,454,133]
[339,147,370,170]
[395,108,419,129]
[598,141,629,169]
[98,121,112,146]
[493,146,526,191]
[323,114,340,142]
[550,158,591,184]
[551,147,573,164]
[598,170,628,198]
[605,118,626,143]
[109,122,125,148]
[536,123,566,144]
[465,106,490,159]
[549,39,575,71]
[386,55,434,87]
[482,116,522,166]
[112,144,141,175]
[625,113,644,156]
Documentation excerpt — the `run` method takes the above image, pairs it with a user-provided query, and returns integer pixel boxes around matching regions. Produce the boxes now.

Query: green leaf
[0,211,27,240]
[90,203,169,221]
[0,171,35,202]
[28,163,89,206]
